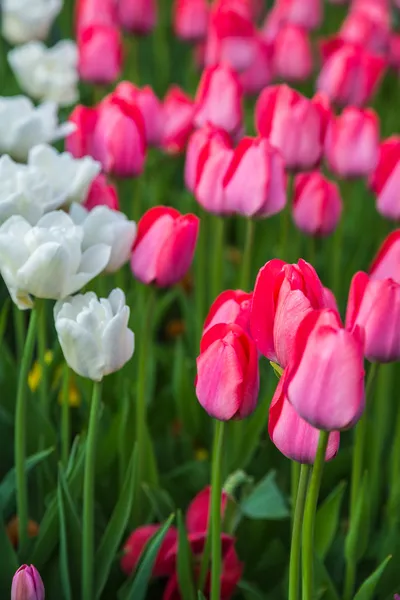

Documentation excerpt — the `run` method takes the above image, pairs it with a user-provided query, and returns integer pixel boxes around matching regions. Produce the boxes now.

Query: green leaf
[240,471,289,520]
[172,340,201,438]
[345,473,369,563]
[353,556,392,600]
[0,508,18,597]
[198,592,207,600]
[58,467,82,599]
[237,579,266,600]
[143,483,175,522]
[119,513,175,600]
[314,555,340,600]
[269,361,284,378]
[315,481,346,559]
[94,446,138,599]
[57,471,72,600]
[176,510,196,600]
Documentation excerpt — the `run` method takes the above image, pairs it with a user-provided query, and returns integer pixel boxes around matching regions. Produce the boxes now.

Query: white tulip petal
[56,318,105,381]
[17,241,70,299]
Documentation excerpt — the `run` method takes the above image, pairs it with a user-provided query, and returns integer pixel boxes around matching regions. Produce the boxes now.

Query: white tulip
[54,288,134,381]
[0,96,74,162]
[28,144,101,206]
[0,211,111,309]
[8,40,79,107]
[2,0,62,45]
[70,204,137,273]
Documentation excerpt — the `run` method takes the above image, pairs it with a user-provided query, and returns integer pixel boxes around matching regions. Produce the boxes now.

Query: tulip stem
[15,308,38,550]
[240,218,255,291]
[61,364,71,467]
[37,299,48,413]
[13,306,25,360]
[302,430,329,600]
[210,419,225,600]
[82,380,102,600]
[291,460,301,522]
[289,463,311,600]
[211,217,225,303]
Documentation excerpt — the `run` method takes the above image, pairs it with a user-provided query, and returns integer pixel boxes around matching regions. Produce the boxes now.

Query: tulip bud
[121,525,178,576]
[369,230,400,283]
[173,0,209,42]
[369,137,400,220]
[84,174,119,211]
[239,36,273,96]
[117,0,157,34]
[78,25,123,85]
[160,86,196,154]
[203,289,252,333]
[75,0,117,34]
[113,82,163,147]
[325,107,379,178]
[185,486,230,531]
[66,105,98,159]
[194,141,234,215]
[131,206,199,287]
[185,125,232,193]
[292,171,342,236]
[196,322,259,420]
[286,309,365,431]
[275,0,322,30]
[11,565,44,600]
[339,10,390,56]
[272,24,313,82]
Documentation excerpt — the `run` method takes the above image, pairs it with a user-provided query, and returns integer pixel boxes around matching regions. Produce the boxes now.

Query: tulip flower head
[174,0,209,42]
[117,0,157,34]
[293,171,342,236]
[272,24,313,82]
[2,0,62,44]
[78,24,123,85]
[160,86,196,154]
[84,174,119,211]
[11,564,44,600]
[369,136,400,220]
[113,82,163,147]
[203,289,253,333]
[369,230,400,283]
[66,104,99,159]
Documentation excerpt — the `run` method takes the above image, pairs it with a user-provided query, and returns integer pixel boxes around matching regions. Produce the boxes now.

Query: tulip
[369,137,400,220]
[239,36,273,96]
[317,39,386,107]
[11,565,44,600]
[121,525,178,576]
[66,105,98,159]
[75,0,117,34]
[292,171,342,236]
[113,82,163,146]
[285,309,365,431]
[185,486,229,532]
[369,230,400,284]
[117,0,157,34]
[250,258,331,367]
[203,289,252,333]
[255,85,330,171]
[185,125,232,194]
[0,96,74,163]
[194,141,234,215]
[131,206,199,286]
[325,107,379,178]
[173,0,209,42]
[261,3,286,44]
[389,34,400,72]
[222,136,287,218]
[194,64,243,136]
[339,10,390,56]
[84,174,119,211]
[8,40,79,107]
[0,211,111,309]
[92,96,146,178]
[196,322,259,420]
[160,86,196,154]
[70,203,137,273]
[269,369,340,463]
[274,0,322,30]
[2,0,62,44]
[272,24,313,82]
[346,271,400,363]
[78,25,123,85]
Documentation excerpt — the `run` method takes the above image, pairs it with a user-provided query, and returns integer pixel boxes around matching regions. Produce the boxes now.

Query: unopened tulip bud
[272,24,313,82]
[117,0,157,34]
[114,82,163,147]
[203,289,252,333]
[78,25,123,85]
[293,171,342,236]
[369,137,400,220]
[66,105,98,159]
[84,174,119,211]
[276,0,323,30]
[160,86,196,154]
[239,36,273,96]
[11,565,44,600]
[185,125,231,193]
[174,0,209,42]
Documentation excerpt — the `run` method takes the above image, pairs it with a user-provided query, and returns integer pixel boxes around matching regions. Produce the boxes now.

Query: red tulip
[185,485,229,532]
[84,174,119,211]
[66,105,98,158]
[113,81,163,146]
[203,289,253,333]
[293,171,342,236]
[369,230,400,283]
[121,525,178,577]
[160,86,196,154]
[78,25,123,85]
[173,0,209,42]
[185,125,232,193]
[131,206,199,286]
[369,136,400,220]
[117,0,157,34]
[272,24,313,82]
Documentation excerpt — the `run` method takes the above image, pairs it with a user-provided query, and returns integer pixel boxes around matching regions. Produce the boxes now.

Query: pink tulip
[194,140,234,215]
[121,526,178,576]
[84,174,119,211]
[239,36,273,96]
[285,309,365,431]
[117,0,157,34]
[325,107,379,178]
[66,105,98,158]
[75,0,117,35]
[346,271,400,363]
[160,86,196,154]
[269,369,340,463]
[272,24,313,82]
[323,286,339,313]
[131,206,199,286]
[389,34,400,72]
[261,4,285,44]
[369,137,400,220]
[255,85,330,171]
[222,136,287,218]
[369,230,400,283]
[250,258,332,367]
[196,322,259,420]
[274,0,322,31]
[339,10,390,56]
[203,289,253,333]
[78,25,123,85]
[317,39,386,107]
[113,81,163,146]
[173,0,209,42]
[194,64,243,136]
[293,171,342,236]
[185,125,232,193]
[92,96,146,177]
[11,565,45,600]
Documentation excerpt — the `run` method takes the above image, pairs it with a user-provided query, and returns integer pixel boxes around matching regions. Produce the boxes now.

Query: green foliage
[240,471,290,520]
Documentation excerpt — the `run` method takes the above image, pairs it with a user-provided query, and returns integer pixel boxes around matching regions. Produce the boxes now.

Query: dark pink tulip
[121,525,178,576]
[274,0,322,31]
[250,258,331,367]
[272,24,313,82]
[203,289,253,333]
[92,96,146,178]
[196,322,259,420]
[185,486,229,532]
[194,140,234,215]
[160,86,196,154]
[369,137,400,220]
[269,369,340,463]
[323,286,339,313]
[185,125,232,193]
[173,0,209,42]
[239,36,273,96]
[84,174,119,211]
[117,0,157,34]
[389,34,400,71]
[11,565,45,600]
[222,136,286,218]
[66,105,98,158]
[339,10,390,56]
[325,107,379,178]
[369,230,400,283]
[75,0,117,36]
[293,171,342,236]
[346,271,400,363]
[78,25,123,85]
[286,309,365,431]
[255,85,330,172]
[113,81,163,146]
[194,64,243,136]
[131,206,199,286]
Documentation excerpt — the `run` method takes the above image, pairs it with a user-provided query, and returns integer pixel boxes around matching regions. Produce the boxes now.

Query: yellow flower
[27,350,54,392]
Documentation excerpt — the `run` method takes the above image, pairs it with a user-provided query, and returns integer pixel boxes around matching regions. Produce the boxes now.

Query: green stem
[289,464,311,600]
[210,420,225,600]
[302,430,329,600]
[13,306,25,361]
[82,380,102,600]
[37,300,48,413]
[240,218,255,291]
[388,397,400,527]
[211,217,225,303]
[331,217,343,302]
[15,308,38,549]
[61,365,71,467]
[291,460,301,522]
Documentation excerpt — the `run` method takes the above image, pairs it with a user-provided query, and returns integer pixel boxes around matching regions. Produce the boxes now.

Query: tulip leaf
[353,555,392,600]
[176,510,197,600]
[173,339,202,438]
[57,471,73,600]
[94,445,138,600]
[315,481,347,559]
[143,483,175,522]
[240,471,289,520]
[237,579,267,600]
[0,505,18,597]
[198,592,207,600]
[314,554,340,600]
[345,473,370,564]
